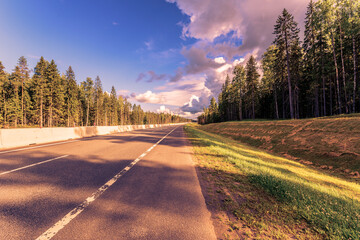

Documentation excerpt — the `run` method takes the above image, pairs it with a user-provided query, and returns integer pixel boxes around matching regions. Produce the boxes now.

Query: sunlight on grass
[185,124,360,239]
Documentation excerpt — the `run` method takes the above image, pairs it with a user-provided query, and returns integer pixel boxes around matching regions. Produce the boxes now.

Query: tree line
[199,0,360,124]
[0,57,189,128]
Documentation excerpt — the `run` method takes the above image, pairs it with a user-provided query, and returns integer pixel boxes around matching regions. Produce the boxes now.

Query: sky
[0,0,309,119]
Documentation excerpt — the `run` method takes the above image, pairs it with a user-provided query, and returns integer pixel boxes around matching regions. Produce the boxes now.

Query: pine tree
[304,0,320,117]
[82,77,94,126]
[118,95,125,125]
[245,56,260,119]
[65,66,79,127]
[8,66,22,127]
[318,0,343,114]
[32,57,48,127]
[17,56,29,125]
[0,62,7,126]
[233,65,246,120]
[94,76,103,126]
[274,9,300,119]
[44,60,64,127]
[262,45,280,119]
[110,86,118,125]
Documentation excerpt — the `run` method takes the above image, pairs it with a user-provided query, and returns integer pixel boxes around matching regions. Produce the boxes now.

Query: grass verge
[197,114,360,178]
[185,124,360,239]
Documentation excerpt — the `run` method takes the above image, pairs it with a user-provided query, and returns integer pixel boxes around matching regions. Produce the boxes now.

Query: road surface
[0,125,216,240]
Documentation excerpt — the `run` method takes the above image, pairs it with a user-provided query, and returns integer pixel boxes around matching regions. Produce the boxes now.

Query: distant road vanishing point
[0,125,216,240]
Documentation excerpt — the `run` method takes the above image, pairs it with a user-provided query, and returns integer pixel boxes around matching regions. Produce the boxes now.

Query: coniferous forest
[0,57,189,128]
[199,0,360,124]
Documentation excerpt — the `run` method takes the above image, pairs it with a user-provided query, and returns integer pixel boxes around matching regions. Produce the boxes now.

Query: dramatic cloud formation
[133,0,308,118]
[168,0,307,56]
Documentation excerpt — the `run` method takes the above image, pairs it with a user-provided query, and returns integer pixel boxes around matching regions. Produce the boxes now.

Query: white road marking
[36,126,179,240]
[0,140,80,155]
[0,155,69,176]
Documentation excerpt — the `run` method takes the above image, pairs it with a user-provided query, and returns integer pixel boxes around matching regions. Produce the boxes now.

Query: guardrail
[0,123,184,150]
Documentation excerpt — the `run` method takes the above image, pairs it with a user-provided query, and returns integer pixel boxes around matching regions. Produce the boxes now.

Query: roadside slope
[198,114,360,178]
[185,123,360,239]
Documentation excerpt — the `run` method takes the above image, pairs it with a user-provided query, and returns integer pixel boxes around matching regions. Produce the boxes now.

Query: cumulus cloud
[167,0,307,57]
[157,105,173,114]
[135,90,165,104]
[135,0,307,117]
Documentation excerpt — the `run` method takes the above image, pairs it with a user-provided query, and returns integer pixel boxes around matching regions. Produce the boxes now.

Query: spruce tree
[17,56,29,125]
[65,66,79,127]
[232,65,246,120]
[274,9,300,119]
[94,76,103,126]
[110,86,118,125]
[8,66,22,127]
[245,56,260,119]
[262,45,280,119]
[82,77,94,126]
[32,57,48,127]
[0,62,7,125]
[44,60,64,127]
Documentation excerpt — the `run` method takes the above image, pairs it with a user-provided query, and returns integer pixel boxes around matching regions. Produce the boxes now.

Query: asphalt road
[0,125,216,240]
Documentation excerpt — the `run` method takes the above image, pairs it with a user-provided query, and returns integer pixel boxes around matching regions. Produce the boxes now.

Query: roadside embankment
[185,123,360,239]
[0,123,182,150]
[198,114,360,177]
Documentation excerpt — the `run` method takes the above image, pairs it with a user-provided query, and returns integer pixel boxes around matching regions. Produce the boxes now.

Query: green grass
[185,123,360,239]
[198,114,360,173]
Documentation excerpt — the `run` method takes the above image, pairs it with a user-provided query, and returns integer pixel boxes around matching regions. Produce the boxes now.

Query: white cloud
[157,105,173,114]
[167,0,307,56]
[135,90,165,104]
[214,57,226,64]
[135,0,307,117]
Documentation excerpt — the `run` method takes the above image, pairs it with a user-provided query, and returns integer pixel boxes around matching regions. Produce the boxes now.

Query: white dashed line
[0,155,69,176]
[36,126,179,240]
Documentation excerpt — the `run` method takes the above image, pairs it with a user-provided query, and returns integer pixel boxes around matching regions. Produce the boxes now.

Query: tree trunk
[322,77,326,116]
[252,91,255,119]
[331,32,342,114]
[320,31,326,116]
[67,102,70,127]
[339,23,348,113]
[315,85,319,117]
[330,78,333,116]
[274,86,279,119]
[86,100,89,126]
[353,36,357,113]
[21,81,24,126]
[96,101,99,126]
[282,88,286,119]
[49,97,53,128]
[239,89,243,121]
[3,95,6,125]
[40,91,43,128]
[285,30,294,119]
[295,79,300,119]
[49,105,52,127]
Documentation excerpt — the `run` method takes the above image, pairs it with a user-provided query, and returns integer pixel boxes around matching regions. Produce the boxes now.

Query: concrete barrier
[0,123,182,150]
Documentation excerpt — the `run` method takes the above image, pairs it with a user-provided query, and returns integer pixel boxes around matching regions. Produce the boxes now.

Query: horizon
[0,0,308,119]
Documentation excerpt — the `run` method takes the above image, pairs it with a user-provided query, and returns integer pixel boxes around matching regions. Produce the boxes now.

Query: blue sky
[0,0,307,118]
